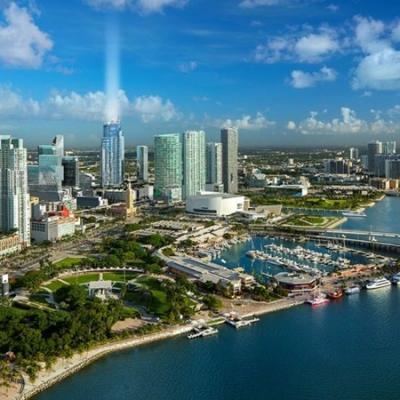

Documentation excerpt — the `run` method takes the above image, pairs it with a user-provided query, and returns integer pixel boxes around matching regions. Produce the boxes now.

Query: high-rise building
[154,134,182,202]
[62,156,80,187]
[101,121,125,187]
[385,157,400,179]
[0,136,30,245]
[136,145,149,182]
[221,127,239,193]
[383,141,397,155]
[183,130,206,199]
[206,142,223,185]
[324,159,352,175]
[349,147,359,160]
[367,141,383,174]
[28,136,65,201]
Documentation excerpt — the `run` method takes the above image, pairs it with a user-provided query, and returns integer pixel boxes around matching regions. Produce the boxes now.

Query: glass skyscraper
[101,121,125,187]
[206,142,223,185]
[221,127,239,193]
[0,136,30,245]
[154,134,182,202]
[136,145,149,182]
[183,130,206,199]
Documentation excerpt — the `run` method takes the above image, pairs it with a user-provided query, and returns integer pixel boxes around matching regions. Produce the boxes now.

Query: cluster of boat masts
[308,274,400,306]
[187,314,260,339]
[246,243,352,275]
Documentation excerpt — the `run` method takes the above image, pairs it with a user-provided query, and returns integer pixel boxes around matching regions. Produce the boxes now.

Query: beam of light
[105,16,120,122]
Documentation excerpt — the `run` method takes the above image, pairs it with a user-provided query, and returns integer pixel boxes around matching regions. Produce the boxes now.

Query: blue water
[341,196,400,233]
[35,197,400,400]
[36,289,400,400]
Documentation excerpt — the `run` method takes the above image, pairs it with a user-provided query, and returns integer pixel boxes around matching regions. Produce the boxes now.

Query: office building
[136,145,149,182]
[1,274,9,297]
[154,134,182,202]
[101,121,125,187]
[221,127,239,193]
[367,141,382,174]
[183,130,206,199]
[62,156,79,187]
[385,158,400,179]
[383,141,397,155]
[206,142,223,185]
[324,159,352,175]
[349,147,359,160]
[0,136,30,245]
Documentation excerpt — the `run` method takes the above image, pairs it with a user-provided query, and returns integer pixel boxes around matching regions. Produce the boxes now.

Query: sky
[0,0,400,148]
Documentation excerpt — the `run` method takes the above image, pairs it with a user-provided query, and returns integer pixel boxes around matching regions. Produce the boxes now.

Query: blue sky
[0,0,400,147]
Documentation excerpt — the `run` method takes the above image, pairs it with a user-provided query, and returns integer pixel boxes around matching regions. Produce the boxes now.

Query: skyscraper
[385,157,400,179]
[367,140,382,174]
[0,136,30,245]
[349,147,359,160]
[136,145,149,182]
[383,141,397,155]
[101,121,125,187]
[183,130,206,199]
[154,134,182,202]
[206,142,223,185]
[62,156,80,187]
[221,127,239,193]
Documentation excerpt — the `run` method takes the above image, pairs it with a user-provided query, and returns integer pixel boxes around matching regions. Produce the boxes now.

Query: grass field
[62,273,100,285]
[102,272,138,282]
[124,277,171,317]
[284,214,338,228]
[44,280,67,292]
[54,257,83,270]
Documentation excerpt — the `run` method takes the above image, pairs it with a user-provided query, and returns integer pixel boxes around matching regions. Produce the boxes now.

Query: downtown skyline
[0,0,400,147]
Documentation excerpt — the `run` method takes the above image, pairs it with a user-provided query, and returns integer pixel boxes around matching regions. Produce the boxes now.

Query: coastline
[11,298,302,400]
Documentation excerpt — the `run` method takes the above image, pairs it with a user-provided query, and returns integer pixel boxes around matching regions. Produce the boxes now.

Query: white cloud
[326,4,339,12]
[85,0,186,13]
[295,107,399,135]
[85,0,131,9]
[290,66,337,88]
[352,17,400,91]
[133,95,178,122]
[179,61,198,73]
[294,33,339,62]
[220,112,275,130]
[239,0,287,8]
[0,2,53,68]
[254,28,340,64]
[0,87,179,123]
[287,121,296,130]
[0,86,40,116]
[393,21,400,42]
[136,0,186,13]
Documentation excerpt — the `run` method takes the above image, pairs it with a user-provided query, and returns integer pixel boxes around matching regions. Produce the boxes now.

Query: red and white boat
[307,293,329,307]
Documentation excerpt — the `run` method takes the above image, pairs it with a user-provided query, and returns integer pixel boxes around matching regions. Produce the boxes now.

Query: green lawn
[284,215,336,227]
[102,272,138,282]
[124,277,171,317]
[44,280,67,292]
[54,257,83,270]
[62,273,100,285]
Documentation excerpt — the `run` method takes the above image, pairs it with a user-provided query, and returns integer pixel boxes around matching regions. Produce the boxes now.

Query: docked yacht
[345,286,361,295]
[307,293,329,307]
[365,277,391,290]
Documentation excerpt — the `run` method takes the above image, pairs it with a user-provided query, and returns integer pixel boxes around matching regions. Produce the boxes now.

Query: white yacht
[365,278,391,290]
[342,211,367,218]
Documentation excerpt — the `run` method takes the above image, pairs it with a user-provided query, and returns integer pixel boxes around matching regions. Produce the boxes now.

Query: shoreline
[11,298,302,400]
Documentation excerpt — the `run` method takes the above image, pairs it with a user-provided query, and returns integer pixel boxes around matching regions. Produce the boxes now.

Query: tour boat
[365,277,391,290]
[307,294,329,307]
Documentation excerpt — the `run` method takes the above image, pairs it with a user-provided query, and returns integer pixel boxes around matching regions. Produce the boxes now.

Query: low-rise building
[0,234,22,257]
[168,257,244,294]
[31,215,77,244]
[186,191,246,217]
